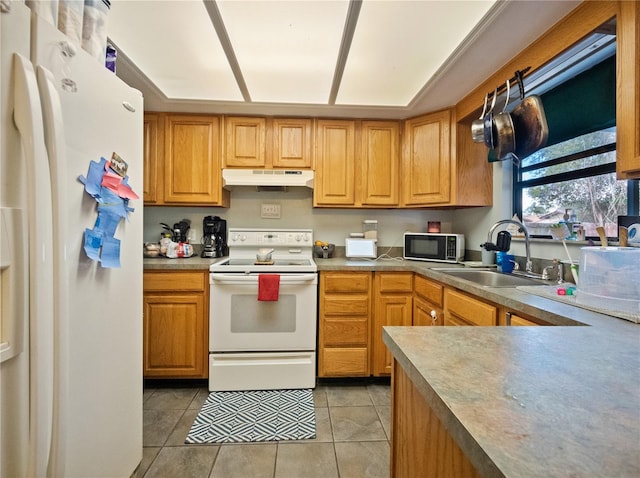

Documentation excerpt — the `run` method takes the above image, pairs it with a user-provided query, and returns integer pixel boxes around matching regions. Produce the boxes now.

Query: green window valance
[489,54,616,162]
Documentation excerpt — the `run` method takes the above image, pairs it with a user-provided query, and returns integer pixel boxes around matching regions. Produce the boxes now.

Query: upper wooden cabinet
[617,0,640,179]
[223,116,267,168]
[402,109,492,207]
[223,117,313,169]
[143,113,229,207]
[314,120,357,206]
[314,119,401,207]
[402,110,451,206]
[164,114,229,206]
[143,113,162,204]
[272,118,313,169]
[361,121,401,206]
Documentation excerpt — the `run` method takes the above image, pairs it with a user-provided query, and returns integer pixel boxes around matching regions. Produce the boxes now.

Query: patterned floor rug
[185,389,316,443]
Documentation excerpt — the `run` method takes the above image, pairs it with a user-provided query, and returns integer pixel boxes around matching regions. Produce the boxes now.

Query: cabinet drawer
[444,289,497,326]
[322,272,370,293]
[144,271,206,292]
[323,296,369,316]
[322,318,368,346]
[321,348,369,376]
[414,275,443,307]
[376,272,413,293]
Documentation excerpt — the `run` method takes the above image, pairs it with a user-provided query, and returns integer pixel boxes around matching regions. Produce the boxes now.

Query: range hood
[222,169,314,189]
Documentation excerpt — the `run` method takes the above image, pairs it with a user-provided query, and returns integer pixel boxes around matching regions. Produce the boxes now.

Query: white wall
[143,186,454,249]
[145,175,585,263]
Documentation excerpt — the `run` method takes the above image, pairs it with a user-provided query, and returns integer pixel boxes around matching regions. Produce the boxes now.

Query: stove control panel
[228,229,313,247]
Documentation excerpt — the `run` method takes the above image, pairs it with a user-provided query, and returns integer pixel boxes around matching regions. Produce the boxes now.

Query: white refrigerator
[1,3,143,477]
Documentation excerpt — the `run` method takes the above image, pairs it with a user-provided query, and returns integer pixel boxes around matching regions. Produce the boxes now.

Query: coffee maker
[202,216,227,258]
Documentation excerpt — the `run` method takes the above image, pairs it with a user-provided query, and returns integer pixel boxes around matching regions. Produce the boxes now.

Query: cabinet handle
[506,311,512,326]
[430,309,438,324]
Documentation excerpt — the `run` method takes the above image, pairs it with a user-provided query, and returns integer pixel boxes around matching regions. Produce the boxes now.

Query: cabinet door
[361,121,400,206]
[143,293,206,377]
[224,116,266,167]
[413,296,442,326]
[373,295,412,376]
[392,362,483,478]
[164,115,225,205]
[314,120,356,206]
[143,113,161,203]
[272,118,313,169]
[444,288,497,326]
[402,110,451,205]
[617,1,640,179]
[373,272,413,376]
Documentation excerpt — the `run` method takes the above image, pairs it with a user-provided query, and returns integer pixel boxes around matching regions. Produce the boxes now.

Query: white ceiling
[108,0,581,119]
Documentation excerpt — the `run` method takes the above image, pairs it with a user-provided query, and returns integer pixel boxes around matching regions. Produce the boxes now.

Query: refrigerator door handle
[36,64,71,477]
[12,52,55,478]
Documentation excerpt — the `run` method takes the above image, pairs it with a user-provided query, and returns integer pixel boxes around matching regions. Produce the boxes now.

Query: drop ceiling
[108,0,581,119]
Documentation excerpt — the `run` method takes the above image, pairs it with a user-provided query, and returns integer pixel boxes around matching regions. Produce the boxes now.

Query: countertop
[143,255,226,270]
[143,255,634,327]
[382,326,640,477]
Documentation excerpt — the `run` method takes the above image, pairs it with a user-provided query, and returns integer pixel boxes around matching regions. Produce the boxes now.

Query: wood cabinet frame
[143,271,209,378]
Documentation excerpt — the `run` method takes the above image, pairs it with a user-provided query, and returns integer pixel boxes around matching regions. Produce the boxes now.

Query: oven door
[209,273,317,352]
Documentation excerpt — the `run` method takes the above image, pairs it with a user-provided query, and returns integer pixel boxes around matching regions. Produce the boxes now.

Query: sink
[434,268,548,287]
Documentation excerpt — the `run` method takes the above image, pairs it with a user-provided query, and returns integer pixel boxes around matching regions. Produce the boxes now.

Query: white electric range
[208,228,317,391]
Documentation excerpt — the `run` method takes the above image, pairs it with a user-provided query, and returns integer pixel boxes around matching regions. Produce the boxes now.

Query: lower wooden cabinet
[319,271,552,377]
[413,275,444,326]
[318,271,372,377]
[143,270,209,378]
[391,360,482,478]
[499,307,550,326]
[443,288,497,326]
[372,272,413,376]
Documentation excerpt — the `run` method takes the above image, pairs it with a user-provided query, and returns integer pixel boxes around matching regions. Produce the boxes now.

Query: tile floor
[134,379,391,478]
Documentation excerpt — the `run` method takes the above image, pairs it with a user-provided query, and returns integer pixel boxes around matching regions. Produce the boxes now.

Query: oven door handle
[210,273,317,285]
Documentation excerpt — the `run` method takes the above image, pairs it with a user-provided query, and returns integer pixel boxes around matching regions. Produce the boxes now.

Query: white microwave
[403,233,465,263]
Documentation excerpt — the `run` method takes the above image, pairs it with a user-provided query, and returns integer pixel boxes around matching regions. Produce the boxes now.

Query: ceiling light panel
[216,0,349,104]
[108,1,243,101]
[337,0,495,106]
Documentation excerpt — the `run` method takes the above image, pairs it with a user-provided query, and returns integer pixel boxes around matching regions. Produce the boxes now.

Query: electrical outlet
[261,203,281,219]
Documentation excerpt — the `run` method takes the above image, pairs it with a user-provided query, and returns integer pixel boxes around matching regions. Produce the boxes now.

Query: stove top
[210,228,316,273]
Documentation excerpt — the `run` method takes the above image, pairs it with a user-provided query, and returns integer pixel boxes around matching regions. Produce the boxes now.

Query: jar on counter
[363,220,378,240]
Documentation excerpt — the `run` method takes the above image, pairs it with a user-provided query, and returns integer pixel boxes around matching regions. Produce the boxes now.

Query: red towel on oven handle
[258,274,280,301]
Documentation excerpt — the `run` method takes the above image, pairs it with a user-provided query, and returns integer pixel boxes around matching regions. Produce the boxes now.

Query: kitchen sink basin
[433,268,548,287]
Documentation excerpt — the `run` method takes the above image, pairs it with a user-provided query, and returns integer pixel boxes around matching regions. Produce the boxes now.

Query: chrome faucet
[485,219,533,274]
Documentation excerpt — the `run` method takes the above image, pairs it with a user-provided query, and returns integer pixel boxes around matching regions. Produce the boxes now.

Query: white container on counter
[577,247,640,318]
[81,0,110,62]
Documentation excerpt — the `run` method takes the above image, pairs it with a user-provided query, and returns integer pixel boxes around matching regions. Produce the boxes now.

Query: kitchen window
[512,48,639,240]
[513,127,638,239]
